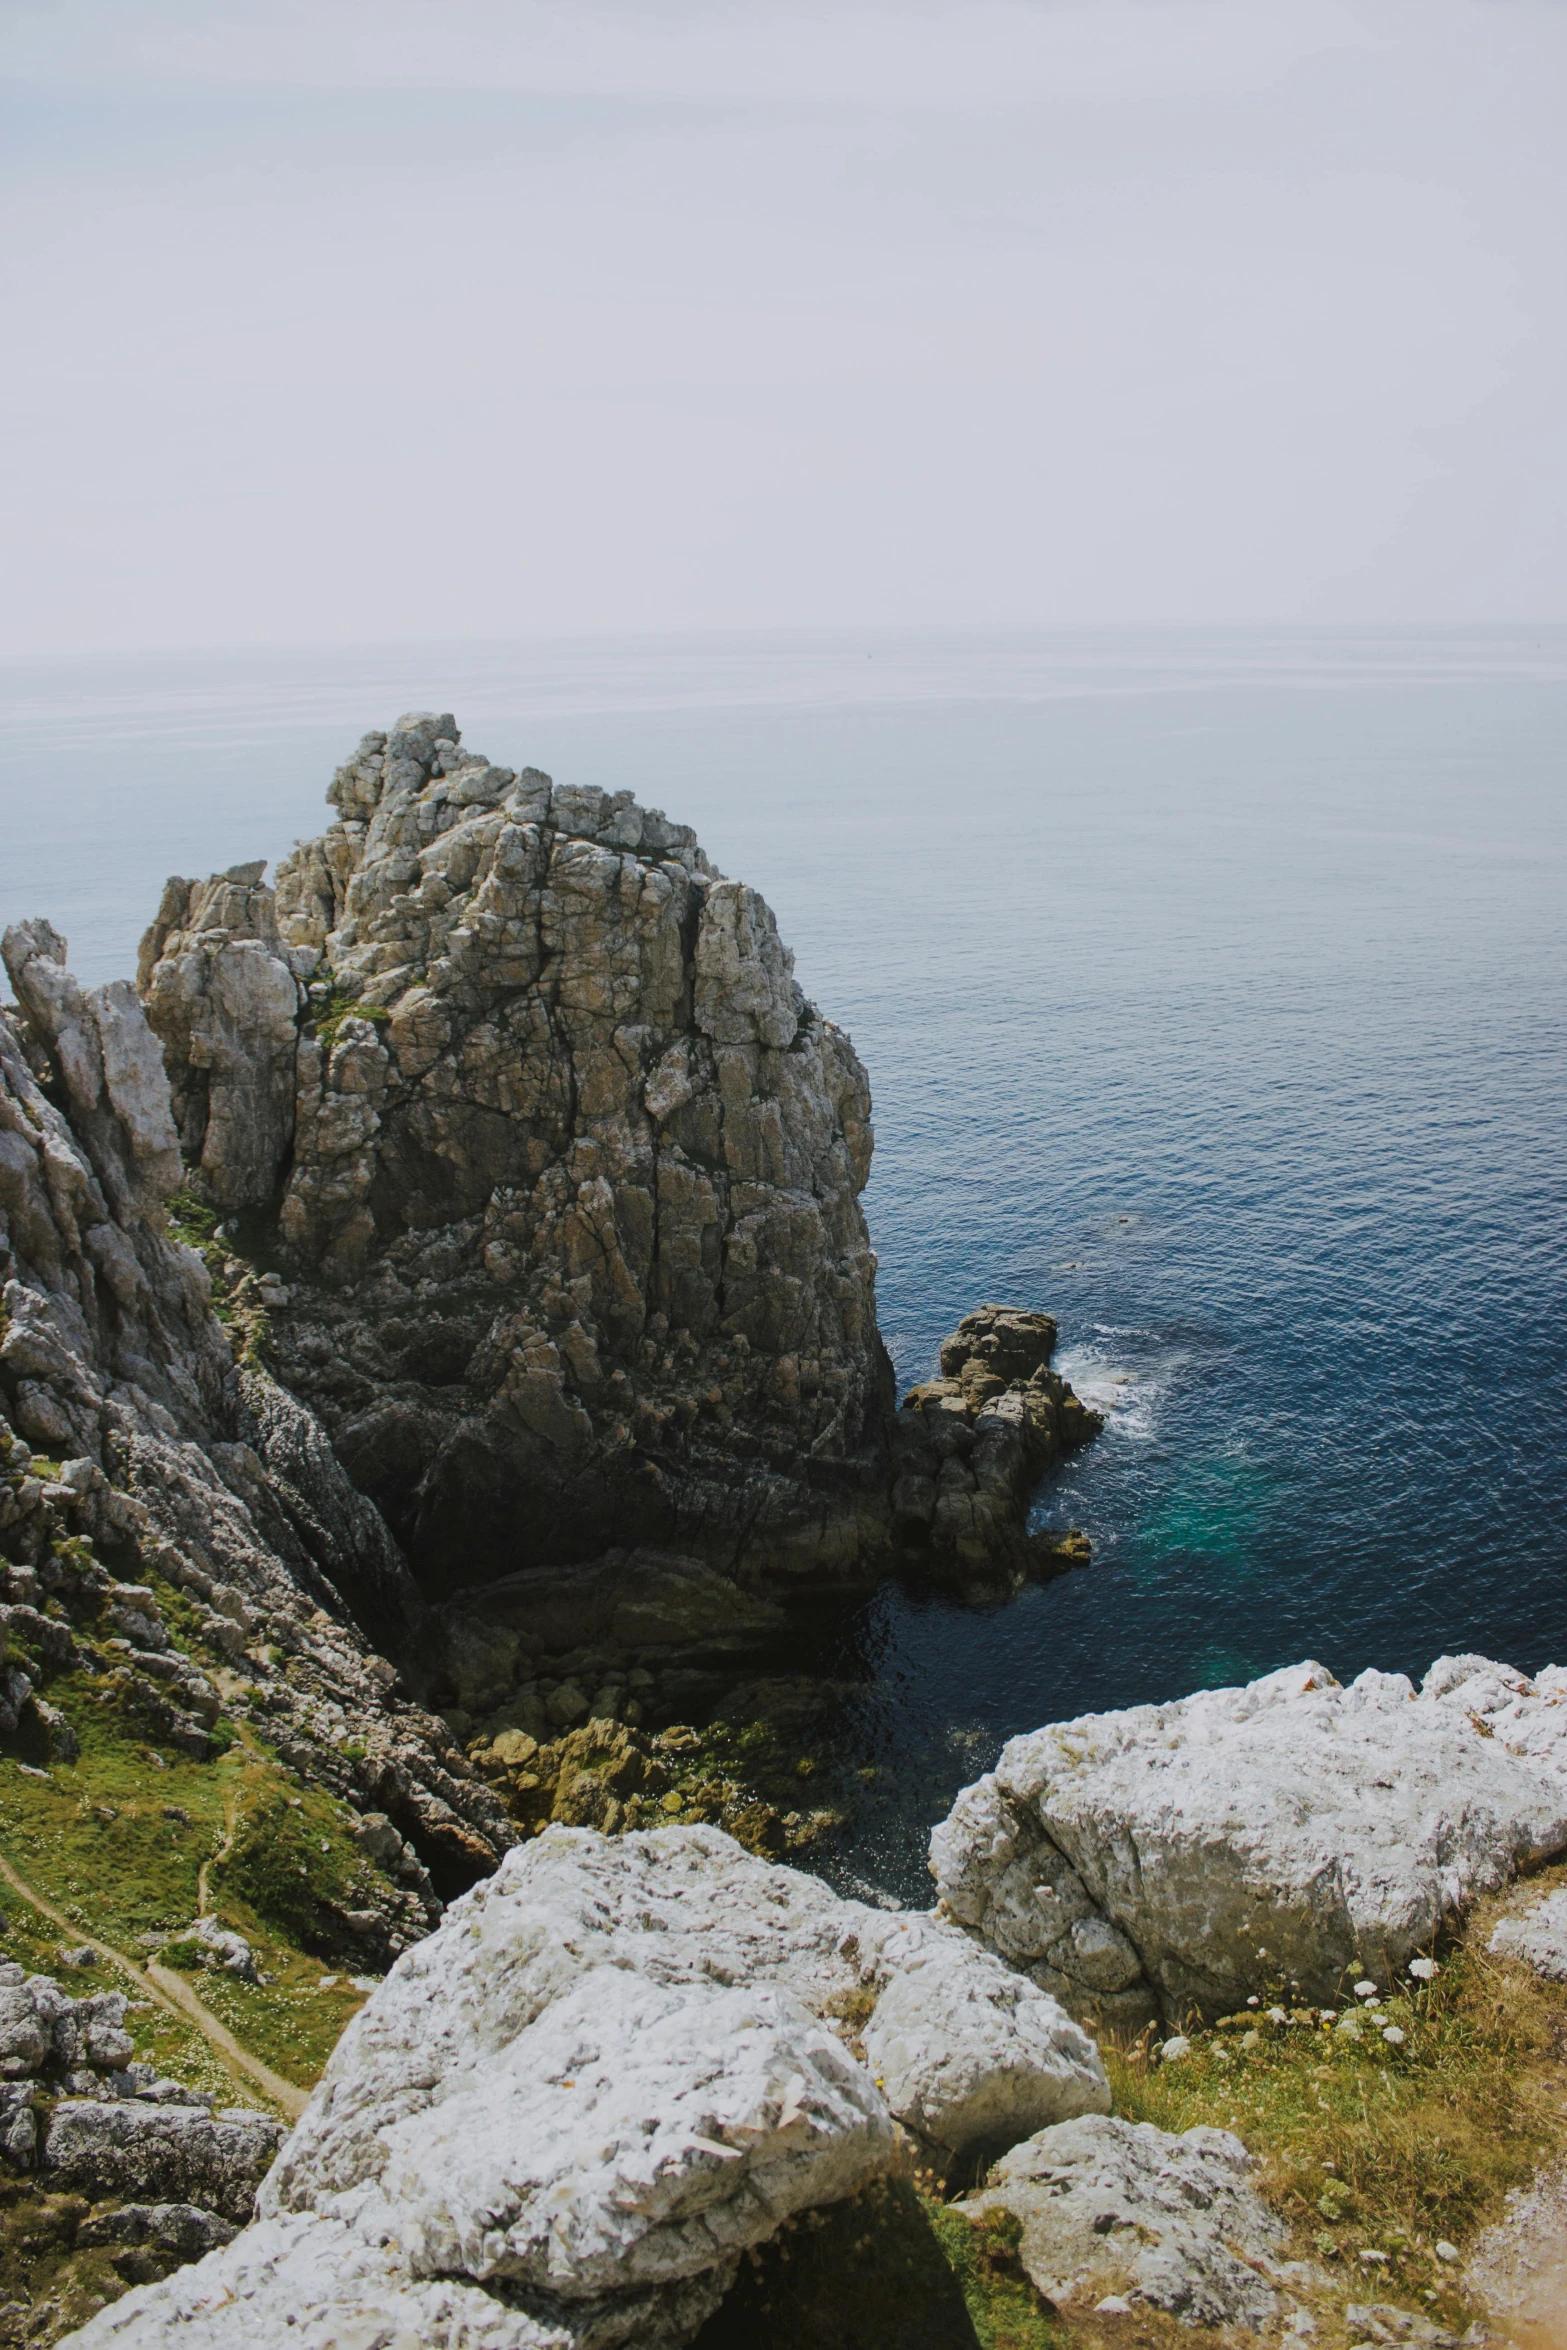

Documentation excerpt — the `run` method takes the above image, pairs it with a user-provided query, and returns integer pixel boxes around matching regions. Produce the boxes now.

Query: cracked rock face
[139,713,897,1592]
[0,918,517,1898]
[136,866,307,1216]
[65,1824,1108,2349]
[931,1652,1567,2025]
[137,720,1103,1599]
[40,2101,285,2225]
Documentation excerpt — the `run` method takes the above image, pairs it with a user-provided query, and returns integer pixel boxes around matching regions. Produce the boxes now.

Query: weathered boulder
[375,1969,891,2299]
[41,2100,285,2222]
[66,1827,1107,2349]
[1490,1885,1567,1981]
[76,2203,240,2262]
[859,1937,1111,2158]
[932,1654,1567,2024]
[137,719,1099,1596]
[267,1825,1106,2198]
[956,2114,1284,2327]
[0,1966,134,2079]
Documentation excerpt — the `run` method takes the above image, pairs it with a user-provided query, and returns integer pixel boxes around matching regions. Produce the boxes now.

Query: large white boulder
[375,1970,889,2298]
[931,1655,1567,2020]
[64,1826,1107,2348]
[265,1822,1105,2209]
[59,2209,589,2350]
[957,2114,1284,2327]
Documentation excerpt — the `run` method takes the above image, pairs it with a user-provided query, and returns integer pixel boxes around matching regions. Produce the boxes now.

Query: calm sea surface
[3,627,1564,1901]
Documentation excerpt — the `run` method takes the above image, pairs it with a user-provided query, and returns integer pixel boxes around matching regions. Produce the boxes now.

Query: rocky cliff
[138,713,1100,1602]
[0,918,515,1898]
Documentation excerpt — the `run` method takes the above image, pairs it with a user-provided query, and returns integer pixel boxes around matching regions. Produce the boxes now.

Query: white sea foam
[1057,1329,1183,1444]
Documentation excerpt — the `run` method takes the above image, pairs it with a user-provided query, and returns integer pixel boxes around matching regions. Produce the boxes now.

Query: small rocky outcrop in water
[63,1825,1108,2348]
[930,1652,1567,2028]
[138,714,1100,1597]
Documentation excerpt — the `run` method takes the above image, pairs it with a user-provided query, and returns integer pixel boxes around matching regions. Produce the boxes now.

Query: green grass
[1101,1899,1567,2333]
[309,981,390,1055]
[161,1190,274,1362]
[0,1668,390,2092]
[0,1864,235,2105]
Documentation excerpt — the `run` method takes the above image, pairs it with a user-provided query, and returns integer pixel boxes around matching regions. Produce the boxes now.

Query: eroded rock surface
[62,1825,1108,2349]
[932,1653,1567,2025]
[0,920,516,1901]
[957,2114,1284,2328]
[138,714,892,1589]
[137,717,1099,1595]
[40,2104,283,2225]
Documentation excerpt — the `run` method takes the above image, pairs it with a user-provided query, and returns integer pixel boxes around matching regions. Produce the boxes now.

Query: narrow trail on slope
[196,1773,242,1920]
[0,1847,307,2121]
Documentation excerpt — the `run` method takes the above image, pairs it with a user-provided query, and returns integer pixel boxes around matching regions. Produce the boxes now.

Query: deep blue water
[2,627,1564,1900]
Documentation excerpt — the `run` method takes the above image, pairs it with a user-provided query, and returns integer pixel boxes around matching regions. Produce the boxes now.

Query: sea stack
[137,714,1100,1601]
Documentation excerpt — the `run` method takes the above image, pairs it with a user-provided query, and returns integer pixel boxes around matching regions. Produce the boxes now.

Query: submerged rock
[62,1826,1108,2347]
[956,2113,1284,2328]
[931,1653,1567,2023]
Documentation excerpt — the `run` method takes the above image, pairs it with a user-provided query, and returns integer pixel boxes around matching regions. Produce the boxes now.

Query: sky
[2,0,1565,651]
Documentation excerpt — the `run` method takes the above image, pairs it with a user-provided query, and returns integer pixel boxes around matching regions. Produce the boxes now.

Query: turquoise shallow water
[2,626,1564,1899]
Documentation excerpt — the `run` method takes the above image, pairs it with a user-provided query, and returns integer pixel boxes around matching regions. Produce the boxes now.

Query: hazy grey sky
[4,0,1564,650]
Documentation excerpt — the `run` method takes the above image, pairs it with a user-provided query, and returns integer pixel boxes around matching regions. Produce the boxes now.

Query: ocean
[3,625,1564,1902]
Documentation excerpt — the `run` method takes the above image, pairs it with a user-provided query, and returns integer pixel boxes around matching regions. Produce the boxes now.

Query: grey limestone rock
[76,2204,240,2261]
[40,2099,286,2222]
[59,2209,600,2348]
[264,1824,1107,2204]
[932,1652,1567,2025]
[957,2112,1284,2328]
[136,868,304,1213]
[137,718,1099,1597]
[0,920,517,1894]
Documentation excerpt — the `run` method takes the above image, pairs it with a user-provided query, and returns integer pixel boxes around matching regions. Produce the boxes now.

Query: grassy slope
[1102,1865,1567,2337]
[0,1691,382,2094]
